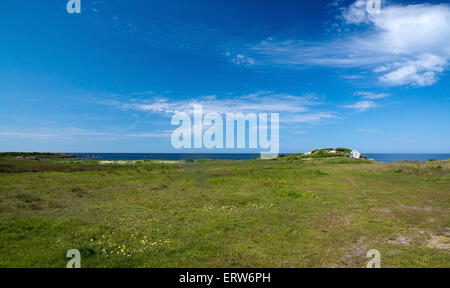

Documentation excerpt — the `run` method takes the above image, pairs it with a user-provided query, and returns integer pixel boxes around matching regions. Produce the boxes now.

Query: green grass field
[0,156,449,267]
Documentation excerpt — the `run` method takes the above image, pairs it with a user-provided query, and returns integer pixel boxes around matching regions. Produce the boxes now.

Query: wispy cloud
[283,112,336,124]
[342,91,389,112]
[245,1,450,87]
[356,91,389,100]
[343,100,378,112]
[226,53,255,66]
[343,90,388,112]
[378,54,447,86]
[103,91,336,125]
[341,0,370,24]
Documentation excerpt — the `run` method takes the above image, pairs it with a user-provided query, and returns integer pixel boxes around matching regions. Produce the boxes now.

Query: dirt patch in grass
[387,235,411,246]
[340,237,367,267]
[398,205,435,212]
[427,235,450,250]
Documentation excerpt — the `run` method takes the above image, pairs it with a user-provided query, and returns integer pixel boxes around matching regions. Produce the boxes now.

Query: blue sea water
[73,153,450,162]
[364,154,450,162]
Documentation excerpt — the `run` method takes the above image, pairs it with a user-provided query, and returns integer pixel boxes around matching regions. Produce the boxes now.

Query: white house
[328,150,337,154]
[350,149,361,159]
[304,151,312,156]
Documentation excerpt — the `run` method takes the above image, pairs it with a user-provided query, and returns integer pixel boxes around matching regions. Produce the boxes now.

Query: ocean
[364,154,450,162]
[73,153,450,162]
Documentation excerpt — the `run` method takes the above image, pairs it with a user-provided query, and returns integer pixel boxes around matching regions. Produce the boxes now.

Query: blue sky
[0,0,449,153]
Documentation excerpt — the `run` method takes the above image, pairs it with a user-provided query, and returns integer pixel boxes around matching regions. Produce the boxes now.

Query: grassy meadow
[0,155,449,267]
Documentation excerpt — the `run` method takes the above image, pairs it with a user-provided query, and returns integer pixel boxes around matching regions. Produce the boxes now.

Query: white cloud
[283,112,336,124]
[379,54,446,86]
[109,92,315,115]
[343,100,378,112]
[225,52,255,66]
[105,91,336,125]
[341,74,364,80]
[356,91,389,100]
[249,2,450,87]
[342,0,369,24]
[230,54,255,66]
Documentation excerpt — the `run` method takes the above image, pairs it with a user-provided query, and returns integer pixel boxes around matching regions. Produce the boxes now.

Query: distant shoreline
[2,152,449,162]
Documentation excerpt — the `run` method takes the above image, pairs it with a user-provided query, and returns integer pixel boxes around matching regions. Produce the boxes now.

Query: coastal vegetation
[0,155,448,267]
